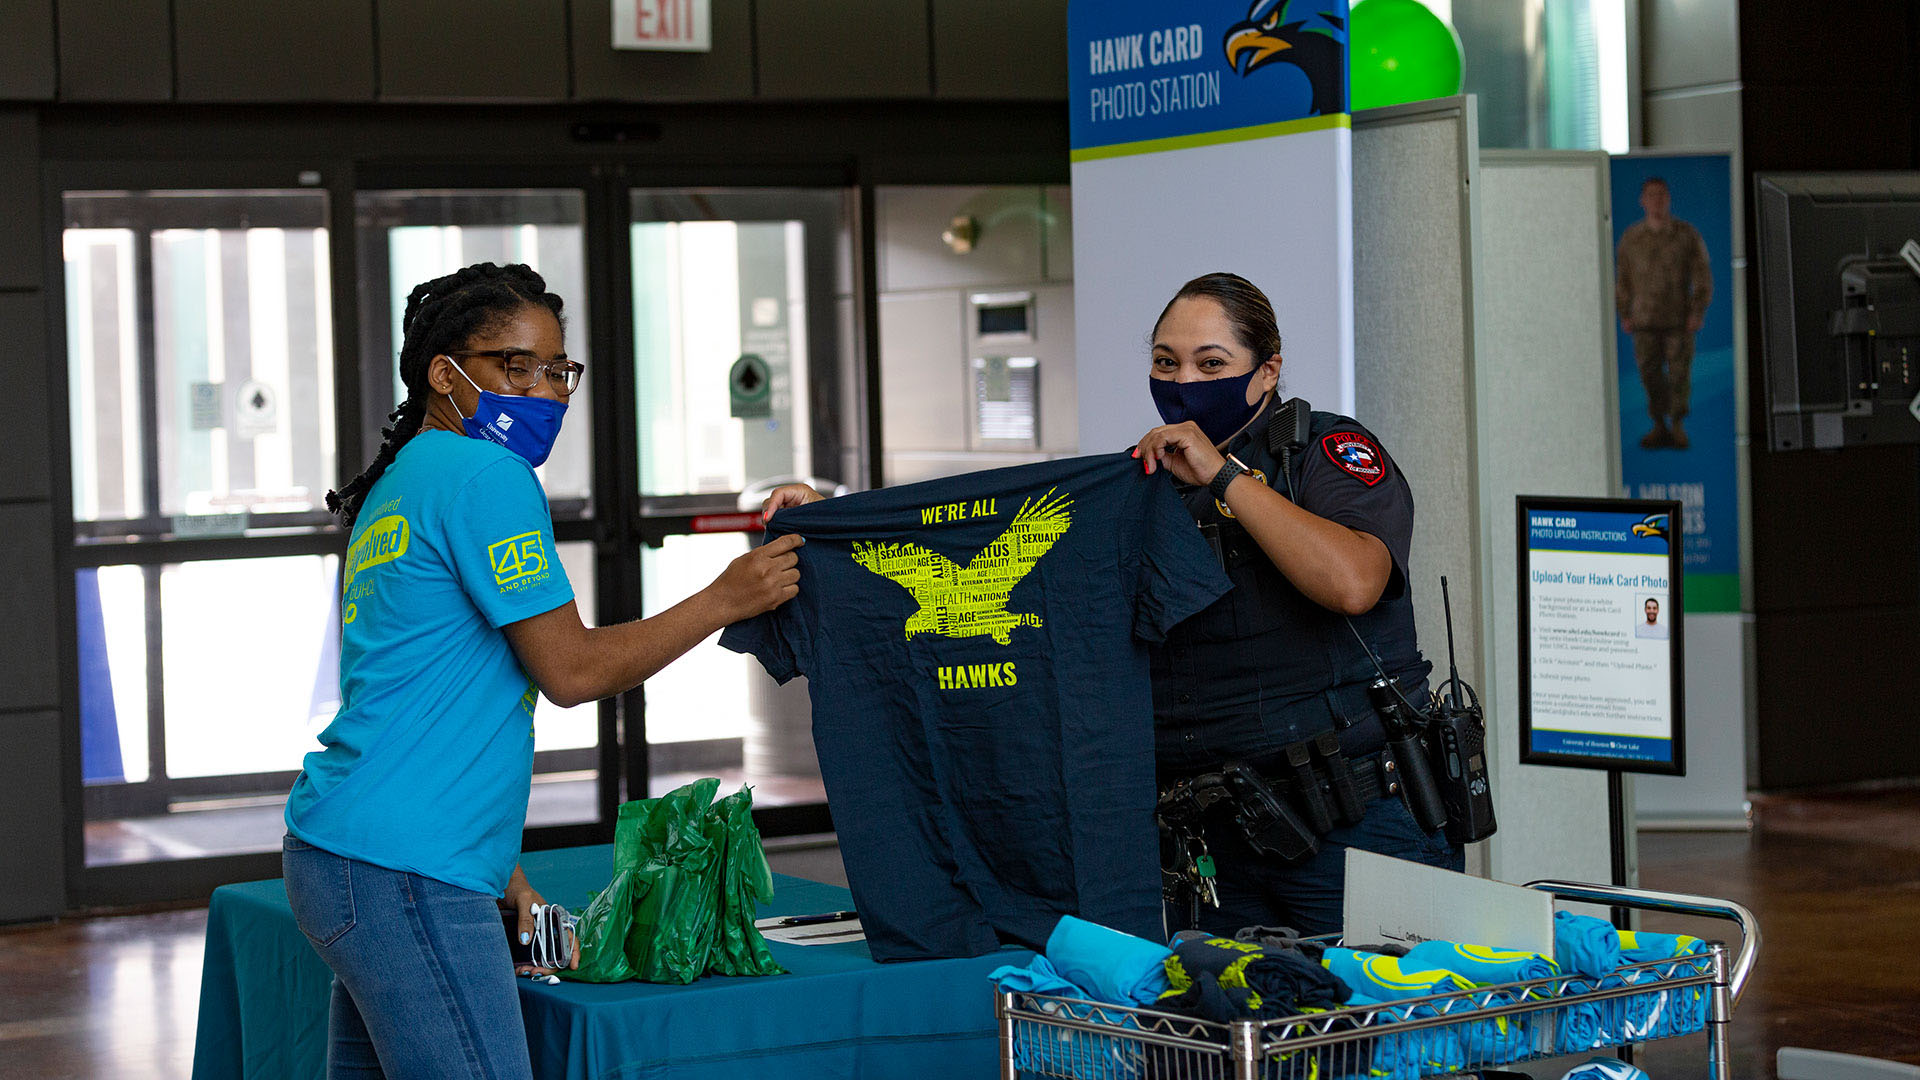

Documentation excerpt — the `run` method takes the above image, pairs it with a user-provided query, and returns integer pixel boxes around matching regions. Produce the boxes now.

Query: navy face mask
[449,362,567,467]
[1149,368,1264,445]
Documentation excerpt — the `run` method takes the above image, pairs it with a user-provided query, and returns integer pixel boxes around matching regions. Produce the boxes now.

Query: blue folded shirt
[1045,915,1173,1006]
[1401,940,1560,992]
[1617,928,1704,963]
[1553,911,1624,979]
[988,954,1144,1080]
[989,954,1081,997]
[1323,948,1473,1003]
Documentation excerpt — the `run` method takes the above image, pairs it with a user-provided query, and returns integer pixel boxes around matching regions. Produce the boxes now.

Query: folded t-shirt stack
[1554,917,1712,1051]
[986,916,1175,1080]
[1157,936,1352,1023]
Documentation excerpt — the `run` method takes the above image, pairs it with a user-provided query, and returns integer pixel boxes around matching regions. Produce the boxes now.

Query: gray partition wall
[1475,151,1621,888]
[0,107,61,922]
[1352,100,1615,890]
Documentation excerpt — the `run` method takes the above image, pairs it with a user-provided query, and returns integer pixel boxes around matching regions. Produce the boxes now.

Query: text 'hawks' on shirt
[937,662,1019,691]
[850,488,1073,646]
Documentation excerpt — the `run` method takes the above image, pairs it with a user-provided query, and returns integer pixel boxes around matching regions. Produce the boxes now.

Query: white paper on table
[753,915,866,946]
[1342,849,1556,955]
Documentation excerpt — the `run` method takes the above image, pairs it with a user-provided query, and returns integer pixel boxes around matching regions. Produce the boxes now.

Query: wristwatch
[1208,455,1249,502]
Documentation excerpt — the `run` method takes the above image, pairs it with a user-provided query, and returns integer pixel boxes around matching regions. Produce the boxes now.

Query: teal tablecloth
[191,844,1024,1080]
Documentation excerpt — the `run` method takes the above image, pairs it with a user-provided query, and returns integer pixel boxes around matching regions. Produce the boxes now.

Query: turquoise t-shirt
[286,429,573,895]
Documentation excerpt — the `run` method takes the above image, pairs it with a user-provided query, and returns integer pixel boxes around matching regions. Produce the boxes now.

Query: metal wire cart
[996,882,1760,1080]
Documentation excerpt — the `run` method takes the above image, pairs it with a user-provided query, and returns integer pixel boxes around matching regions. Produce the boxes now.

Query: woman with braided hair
[283,262,803,1078]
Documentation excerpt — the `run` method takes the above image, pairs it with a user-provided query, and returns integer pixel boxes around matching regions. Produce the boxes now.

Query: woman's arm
[502,533,803,708]
[1135,421,1391,617]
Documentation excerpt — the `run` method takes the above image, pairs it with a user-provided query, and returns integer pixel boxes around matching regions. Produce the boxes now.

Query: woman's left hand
[505,864,578,975]
[1133,421,1227,487]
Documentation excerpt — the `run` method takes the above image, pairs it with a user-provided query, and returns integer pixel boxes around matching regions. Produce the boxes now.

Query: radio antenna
[1441,575,1464,710]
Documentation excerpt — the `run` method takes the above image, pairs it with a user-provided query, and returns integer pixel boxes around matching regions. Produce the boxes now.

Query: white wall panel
[1073,128,1355,452]
[1474,151,1628,887]
[1353,98,1491,878]
[1354,102,1618,891]
[1475,151,1620,888]
[878,186,1044,293]
[878,291,967,453]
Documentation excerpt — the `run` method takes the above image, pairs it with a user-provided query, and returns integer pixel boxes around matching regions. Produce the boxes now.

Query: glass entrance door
[627,189,858,823]
[354,188,606,832]
[60,173,861,901]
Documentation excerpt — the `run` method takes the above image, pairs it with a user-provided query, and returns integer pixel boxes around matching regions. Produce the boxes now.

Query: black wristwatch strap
[1209,456,1248,502]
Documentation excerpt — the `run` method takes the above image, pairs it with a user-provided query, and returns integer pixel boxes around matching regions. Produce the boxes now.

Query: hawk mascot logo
[1222,0,1349,116]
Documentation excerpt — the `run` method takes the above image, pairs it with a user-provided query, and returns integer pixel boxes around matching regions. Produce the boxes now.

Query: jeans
[282,836,533,1080]
[1176,792,1463,940]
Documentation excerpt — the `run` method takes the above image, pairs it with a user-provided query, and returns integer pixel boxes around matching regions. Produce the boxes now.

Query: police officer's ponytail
[1152,272,1284,361]
[326,262,565,529]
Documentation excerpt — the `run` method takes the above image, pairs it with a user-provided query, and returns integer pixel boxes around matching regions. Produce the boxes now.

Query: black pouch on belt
[1313,731,1367,826]
[1382,734,1448,834]
[1283,742,1334,834]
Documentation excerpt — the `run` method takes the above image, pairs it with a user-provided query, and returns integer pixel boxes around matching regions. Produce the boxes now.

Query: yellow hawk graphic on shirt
[850,488,1073,645]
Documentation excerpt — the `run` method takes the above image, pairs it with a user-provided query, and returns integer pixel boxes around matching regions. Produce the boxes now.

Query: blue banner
[1609,153,1739,612]
[1523,506,1676,559]
[1069,0,1350,156]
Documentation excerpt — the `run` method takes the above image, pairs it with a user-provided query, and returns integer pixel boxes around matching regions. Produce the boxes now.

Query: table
[191,844,1025,1080]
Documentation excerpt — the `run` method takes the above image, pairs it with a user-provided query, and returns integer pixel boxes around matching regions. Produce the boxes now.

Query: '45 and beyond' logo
[851,488,1073,646]
[489,531,551,589]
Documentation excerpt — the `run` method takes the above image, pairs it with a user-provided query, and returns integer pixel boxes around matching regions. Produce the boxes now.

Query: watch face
[1214,464,1266,519]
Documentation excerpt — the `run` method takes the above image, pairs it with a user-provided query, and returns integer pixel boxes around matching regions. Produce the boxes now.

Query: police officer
[1133,272,1461,937]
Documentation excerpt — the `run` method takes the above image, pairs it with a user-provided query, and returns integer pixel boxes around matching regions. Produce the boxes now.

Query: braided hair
[326,262,566,529]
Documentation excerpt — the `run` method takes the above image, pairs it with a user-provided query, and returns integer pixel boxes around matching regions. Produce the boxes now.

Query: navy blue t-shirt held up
[721,453,1229,960]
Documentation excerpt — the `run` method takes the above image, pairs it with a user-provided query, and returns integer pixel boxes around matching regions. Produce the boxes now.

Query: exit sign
[613,0,711,52]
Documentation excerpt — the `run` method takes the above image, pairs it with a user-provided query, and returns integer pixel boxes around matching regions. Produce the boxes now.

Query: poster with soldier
[1610,153,1739,613]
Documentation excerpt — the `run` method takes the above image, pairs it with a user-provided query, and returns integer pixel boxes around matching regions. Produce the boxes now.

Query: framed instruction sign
[1517,496,1686,775]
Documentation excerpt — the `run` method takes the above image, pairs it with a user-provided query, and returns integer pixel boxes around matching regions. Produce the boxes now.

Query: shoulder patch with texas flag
[1321,430,1386,486]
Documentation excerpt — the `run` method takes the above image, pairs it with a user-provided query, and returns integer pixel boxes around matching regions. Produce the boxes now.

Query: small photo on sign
[1634,594,1668,640]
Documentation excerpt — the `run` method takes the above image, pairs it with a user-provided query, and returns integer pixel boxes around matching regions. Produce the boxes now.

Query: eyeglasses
[447,350,584,394]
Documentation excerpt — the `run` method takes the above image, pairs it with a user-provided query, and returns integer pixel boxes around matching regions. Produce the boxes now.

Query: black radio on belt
[1427,577,1497,844]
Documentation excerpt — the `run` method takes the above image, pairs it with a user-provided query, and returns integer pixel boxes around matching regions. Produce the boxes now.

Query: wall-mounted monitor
[1756,172,1920,450]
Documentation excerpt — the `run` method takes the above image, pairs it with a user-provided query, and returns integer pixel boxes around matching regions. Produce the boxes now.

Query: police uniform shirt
[722,454,1230,960]
[1154,400,1431,779]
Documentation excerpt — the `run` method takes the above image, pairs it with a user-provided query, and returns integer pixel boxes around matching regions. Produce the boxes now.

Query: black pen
[775,910,859,927]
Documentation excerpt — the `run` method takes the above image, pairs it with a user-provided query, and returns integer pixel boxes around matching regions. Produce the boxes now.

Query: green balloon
[1349,0,1465,110]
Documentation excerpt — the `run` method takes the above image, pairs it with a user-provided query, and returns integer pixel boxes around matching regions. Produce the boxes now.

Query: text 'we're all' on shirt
[721,453,1229,960]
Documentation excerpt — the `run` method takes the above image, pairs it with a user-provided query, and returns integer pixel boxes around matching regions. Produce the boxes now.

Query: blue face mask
[1149,369,1264,445]
[449,362,567,467]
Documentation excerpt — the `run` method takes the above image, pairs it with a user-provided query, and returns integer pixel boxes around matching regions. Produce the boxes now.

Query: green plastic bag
[709,787,784,977]
[562,778,785,984]
[625,778,724,984]
[564,801,650,982]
